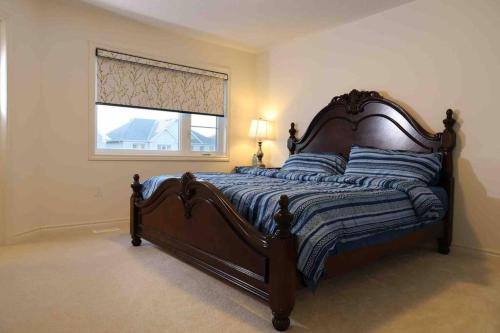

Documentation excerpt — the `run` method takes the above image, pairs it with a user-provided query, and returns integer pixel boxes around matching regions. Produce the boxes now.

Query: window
[191,114,217,152]
[96,105,226,157]
[92,48,228,160]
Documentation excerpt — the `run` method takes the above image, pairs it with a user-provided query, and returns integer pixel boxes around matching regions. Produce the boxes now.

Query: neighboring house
[100,118,215,152]
[191,130,216,152]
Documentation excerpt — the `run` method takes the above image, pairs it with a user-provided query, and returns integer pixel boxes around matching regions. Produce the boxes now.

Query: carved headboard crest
[329,89,381,114]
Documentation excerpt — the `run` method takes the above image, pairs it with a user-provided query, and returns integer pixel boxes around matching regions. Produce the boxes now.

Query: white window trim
[88,41,230,161]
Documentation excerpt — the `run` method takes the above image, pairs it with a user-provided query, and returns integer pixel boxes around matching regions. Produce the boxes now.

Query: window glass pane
[191,114,218,152]
[191,127,216,152]
[191,114,217,127]
[96,105,180,151]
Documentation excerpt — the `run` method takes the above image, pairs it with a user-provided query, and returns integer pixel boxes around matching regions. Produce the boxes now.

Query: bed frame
[130,90,456,331]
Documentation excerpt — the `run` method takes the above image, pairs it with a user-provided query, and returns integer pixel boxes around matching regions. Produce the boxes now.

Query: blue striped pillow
[345,145,442,184]
[282,153,347,175]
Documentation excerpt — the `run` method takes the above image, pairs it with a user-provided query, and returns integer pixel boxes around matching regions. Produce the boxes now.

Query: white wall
[2,0,499,254]
[257,0,500,253]
[0,0,258,243]
[0,0,44,243]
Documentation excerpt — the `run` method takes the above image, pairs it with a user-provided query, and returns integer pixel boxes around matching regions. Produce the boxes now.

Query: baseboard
[7,218,128,244]
[6,221,500,259]
[451,244,500,258]
[419,241,500,258]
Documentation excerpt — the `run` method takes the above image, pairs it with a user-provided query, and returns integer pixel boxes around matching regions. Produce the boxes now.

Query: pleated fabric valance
[95,48,228,116]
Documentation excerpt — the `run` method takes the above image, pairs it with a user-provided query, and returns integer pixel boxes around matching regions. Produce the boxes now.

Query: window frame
[88,42,230,161]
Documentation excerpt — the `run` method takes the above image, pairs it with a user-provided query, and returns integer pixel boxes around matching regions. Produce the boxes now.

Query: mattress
[142,167,447,287]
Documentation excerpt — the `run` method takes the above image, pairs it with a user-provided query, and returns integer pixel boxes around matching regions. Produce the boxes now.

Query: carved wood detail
[329,89,381,114]
[180,172,196,218]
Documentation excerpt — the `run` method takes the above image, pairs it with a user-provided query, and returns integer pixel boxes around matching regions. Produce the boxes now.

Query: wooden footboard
[130,172,296,331]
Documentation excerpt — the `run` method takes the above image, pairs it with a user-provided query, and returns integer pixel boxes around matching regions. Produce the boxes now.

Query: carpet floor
[0,229,499,333]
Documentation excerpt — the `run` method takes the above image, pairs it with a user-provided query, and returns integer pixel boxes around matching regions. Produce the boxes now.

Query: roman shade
[95,48,228,116]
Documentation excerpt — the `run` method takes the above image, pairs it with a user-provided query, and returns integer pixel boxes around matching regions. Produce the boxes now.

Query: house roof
[191,130,215,146]
[106,118,215,145]
[107,118,157,141]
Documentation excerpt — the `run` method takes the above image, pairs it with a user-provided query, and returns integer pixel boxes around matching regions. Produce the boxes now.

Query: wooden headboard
[287,89,456,182]
[287,89,457,247]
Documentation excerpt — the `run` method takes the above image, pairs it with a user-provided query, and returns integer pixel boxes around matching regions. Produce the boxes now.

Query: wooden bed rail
[130,173,297,331]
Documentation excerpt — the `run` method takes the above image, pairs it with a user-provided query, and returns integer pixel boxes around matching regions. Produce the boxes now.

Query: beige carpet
[1,230,499,333]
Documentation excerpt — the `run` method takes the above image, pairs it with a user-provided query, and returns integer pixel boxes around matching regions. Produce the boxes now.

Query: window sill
[89,152,229,162]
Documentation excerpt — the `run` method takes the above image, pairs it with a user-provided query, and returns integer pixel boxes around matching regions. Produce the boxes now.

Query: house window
[155,144,172,151]
[96,105,226,156]
[132,143,146,150]
[92,48,228,160]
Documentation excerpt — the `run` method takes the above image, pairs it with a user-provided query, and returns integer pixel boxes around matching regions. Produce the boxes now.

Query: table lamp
[248,118,271,168]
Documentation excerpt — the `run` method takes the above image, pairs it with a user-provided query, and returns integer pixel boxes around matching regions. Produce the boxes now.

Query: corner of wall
[0,0,45,244]
[0,19,8,245]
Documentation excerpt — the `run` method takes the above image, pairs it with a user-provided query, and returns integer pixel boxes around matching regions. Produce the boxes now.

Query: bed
[130,89,456,331]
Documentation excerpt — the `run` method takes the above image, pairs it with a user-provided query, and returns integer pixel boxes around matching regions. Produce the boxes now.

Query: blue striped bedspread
[141,167,446,287]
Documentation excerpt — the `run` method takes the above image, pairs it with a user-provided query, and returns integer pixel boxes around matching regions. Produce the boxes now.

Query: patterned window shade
[95,48,228,117]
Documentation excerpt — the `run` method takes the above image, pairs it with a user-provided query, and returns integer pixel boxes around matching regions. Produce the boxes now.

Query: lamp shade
[248,119,271,140]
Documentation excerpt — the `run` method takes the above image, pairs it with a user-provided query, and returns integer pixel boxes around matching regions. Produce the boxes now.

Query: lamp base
[256,141,265,168]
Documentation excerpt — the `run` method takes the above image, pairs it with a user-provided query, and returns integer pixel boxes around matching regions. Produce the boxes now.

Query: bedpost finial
[131,173,143,198]
[273,195,293,239]
[444,109,456,130]
[441,109,456,152]
[288,123,298,155]
[289,122,297,137]
[279,194,289,210]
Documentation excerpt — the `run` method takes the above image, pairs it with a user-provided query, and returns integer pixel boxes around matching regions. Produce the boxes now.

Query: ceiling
[82,0,413,52]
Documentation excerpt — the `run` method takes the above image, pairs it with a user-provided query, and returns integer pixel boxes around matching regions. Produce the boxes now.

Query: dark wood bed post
[131,174,143,246]
[269,195,296,331]
[287,123,298,155]
[438,109,456,254]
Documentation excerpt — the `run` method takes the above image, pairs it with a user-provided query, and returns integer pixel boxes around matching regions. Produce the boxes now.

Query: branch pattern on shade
[96,49,227,116]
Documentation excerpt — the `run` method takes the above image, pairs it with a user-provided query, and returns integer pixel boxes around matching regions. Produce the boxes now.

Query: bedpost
[438,109,456,254]
[131,174,143,246]
[287,123,297,155]
[269,195,296,331]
